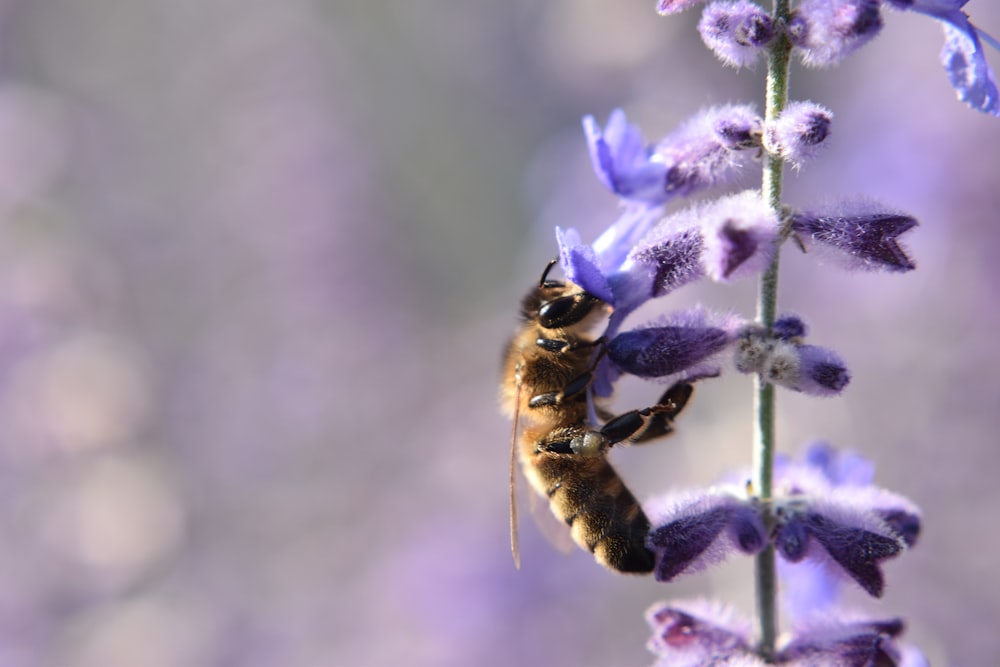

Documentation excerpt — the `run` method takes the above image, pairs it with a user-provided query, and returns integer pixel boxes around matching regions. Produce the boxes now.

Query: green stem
[754,1,792,661]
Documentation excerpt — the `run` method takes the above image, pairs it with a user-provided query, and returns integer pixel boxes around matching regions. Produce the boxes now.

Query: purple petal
[941,20,1000,116]
[803,440,875,486]
[555,227,614,303]
[583,110,671,203]
[592,205,664,276]
[801,508,905,597]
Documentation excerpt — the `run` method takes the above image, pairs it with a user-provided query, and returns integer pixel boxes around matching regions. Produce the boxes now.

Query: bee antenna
[538,258,559,287]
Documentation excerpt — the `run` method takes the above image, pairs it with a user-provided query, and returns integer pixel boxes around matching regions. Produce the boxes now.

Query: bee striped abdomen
[530,450,655,574]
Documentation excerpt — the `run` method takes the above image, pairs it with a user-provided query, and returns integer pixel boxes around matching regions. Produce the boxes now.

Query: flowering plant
[522,0,998,663]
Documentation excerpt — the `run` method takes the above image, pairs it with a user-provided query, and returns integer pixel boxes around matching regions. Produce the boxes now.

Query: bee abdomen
[548,461,655,574]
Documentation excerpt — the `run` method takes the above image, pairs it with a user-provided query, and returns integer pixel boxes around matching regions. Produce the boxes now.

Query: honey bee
[502,260,693,574]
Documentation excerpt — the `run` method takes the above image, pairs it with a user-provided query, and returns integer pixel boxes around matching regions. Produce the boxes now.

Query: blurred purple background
[0,1,997,665]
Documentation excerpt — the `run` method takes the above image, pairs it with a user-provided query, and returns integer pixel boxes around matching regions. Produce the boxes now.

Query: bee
[502,259,693,574]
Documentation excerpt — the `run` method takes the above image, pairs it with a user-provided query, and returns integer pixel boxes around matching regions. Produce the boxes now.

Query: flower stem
[754,1,792,661]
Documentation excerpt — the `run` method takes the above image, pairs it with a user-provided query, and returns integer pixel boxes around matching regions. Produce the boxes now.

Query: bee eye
[538,294,598,328]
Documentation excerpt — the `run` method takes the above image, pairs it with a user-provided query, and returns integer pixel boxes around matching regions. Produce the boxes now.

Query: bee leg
[533,335,605,354]
[629,381,694,444]
[526,338,608,408]
[600,381,694,446]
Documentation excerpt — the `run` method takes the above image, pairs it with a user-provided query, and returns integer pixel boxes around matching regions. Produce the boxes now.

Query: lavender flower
[558,190,778,335]
[645,602,928,666]
[645,443,918,597]
[777,442,922,613]
[734,322,851,396]
[699,1,776,68]
[762,101,833,168]
[886,0,1000,116]
[789,199,918,272]
[789,0,883,67]
[645,600,758,667]
[657,105,762,198]
[646,490,767,582]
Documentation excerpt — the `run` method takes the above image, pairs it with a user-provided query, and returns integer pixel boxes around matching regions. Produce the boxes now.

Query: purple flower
[645,443,918,597]
[582,105,763,208]
[734,322,851,397]
[782,617,929,666]
[656,105,762,198]
[645,490,768,582]
[886,0,1000,116]
[772,314,808,341]
[789,199,918,272]
[607,308,738,379]
[583,110,670,205]
[559,191,778,342]
[699,1,776,68]
[763,101,833,168]
[774,498,905,597]
[644,602,928,666]
[776,443,921,613]
[789,0,883,67]
[645,600,759,667]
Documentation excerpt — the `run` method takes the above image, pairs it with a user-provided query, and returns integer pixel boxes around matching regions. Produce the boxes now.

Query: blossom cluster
[557,106,916,396]
[657,0,1000,116]
[527,1,998,664]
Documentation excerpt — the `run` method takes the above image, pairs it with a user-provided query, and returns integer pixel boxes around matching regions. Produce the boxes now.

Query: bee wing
[528,486,576,555]
[509,373,522,570]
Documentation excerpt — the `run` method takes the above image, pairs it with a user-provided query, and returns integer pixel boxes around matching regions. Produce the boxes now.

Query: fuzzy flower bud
[790,199,918,272]
[699,1,775,68]
[763,101,833,168]
[654,105,762,198]
[608,308,737,379]
[734,323,850,396]
[789,0,883,67]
